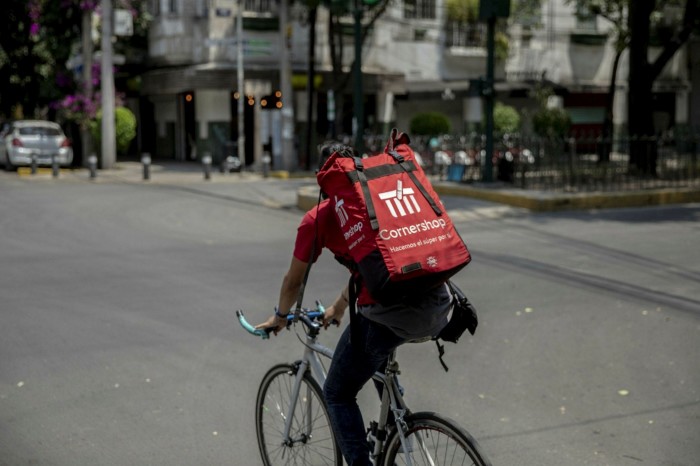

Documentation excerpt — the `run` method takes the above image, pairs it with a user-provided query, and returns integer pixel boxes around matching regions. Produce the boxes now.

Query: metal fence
[380,133,700,192]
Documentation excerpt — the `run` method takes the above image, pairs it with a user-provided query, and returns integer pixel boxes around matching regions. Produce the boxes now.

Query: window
[244,0,275,13]
[152,0,178,15]
[195,0,208,17]
[404,0,436,20]
[575,2,597,32]
[445,22,485,47]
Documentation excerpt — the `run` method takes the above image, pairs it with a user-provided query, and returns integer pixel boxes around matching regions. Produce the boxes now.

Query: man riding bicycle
[256,142,452,466]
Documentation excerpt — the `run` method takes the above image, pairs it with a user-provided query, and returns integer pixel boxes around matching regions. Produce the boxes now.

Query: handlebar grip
[236,310,273,339]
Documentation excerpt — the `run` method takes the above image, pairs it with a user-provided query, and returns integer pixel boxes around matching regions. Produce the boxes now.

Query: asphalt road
[1,171,698,465]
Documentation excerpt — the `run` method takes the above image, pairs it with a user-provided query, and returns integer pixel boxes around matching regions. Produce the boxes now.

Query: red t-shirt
[293,199,374,305]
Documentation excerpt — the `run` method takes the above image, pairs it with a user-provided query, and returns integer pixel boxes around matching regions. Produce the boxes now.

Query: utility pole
[100,0,116,168]
[81,9,93,166]
[483,15,495,182]
[353,0,364,154]
[279,0,295,170]
[478,0,509,182]
[237,0,245,166]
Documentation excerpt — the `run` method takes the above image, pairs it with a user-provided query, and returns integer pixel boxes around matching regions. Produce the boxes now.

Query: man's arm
[255,257,308,333]
[277,257,309,316]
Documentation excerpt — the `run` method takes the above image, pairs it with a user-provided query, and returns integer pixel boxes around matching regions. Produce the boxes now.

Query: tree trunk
[627,0,657,175]
[627,0,698,176]
[599,44,625,164]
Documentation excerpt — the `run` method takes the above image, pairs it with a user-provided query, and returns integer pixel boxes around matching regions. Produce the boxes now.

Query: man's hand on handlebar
[322,304,344,329]
[254,311,288,336]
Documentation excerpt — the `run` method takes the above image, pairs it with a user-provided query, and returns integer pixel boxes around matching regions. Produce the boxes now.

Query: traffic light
[260,91,283,110]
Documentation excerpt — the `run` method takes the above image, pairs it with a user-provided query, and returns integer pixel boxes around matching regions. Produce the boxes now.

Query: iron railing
[363,133,700,192]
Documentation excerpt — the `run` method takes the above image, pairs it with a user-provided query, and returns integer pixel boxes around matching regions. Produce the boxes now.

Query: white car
[1,120,73,170]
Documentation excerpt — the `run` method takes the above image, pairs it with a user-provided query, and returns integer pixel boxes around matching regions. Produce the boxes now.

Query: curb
[433,183,700,212]
[297,183,700,213]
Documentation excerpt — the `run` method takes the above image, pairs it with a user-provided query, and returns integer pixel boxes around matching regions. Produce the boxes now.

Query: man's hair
[317,141,357,170]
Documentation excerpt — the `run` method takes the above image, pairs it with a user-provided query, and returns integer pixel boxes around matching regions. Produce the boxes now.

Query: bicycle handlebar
[236,302,328,340]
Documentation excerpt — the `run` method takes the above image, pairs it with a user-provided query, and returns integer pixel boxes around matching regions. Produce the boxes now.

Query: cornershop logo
[378,180,421,218]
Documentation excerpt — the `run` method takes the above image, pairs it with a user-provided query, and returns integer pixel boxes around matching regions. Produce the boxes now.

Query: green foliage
[532,107,571,138]
[91,107,137,155]
[495,31,510,60]
[446,0,479,22]
[410,112,451,136]
[493,102,521,133]
[0,0,151,120]
[511,0,544,27]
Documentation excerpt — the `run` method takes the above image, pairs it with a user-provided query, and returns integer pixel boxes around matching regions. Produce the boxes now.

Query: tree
[91,106,137,155]
[325,0,390,138]
[493,102,521,134]
[410,112,451,136]
[569,0,628,163]
[0,1,83,119]
[626,0,698,174]
[572,0,698,173]
[0,1,150,127]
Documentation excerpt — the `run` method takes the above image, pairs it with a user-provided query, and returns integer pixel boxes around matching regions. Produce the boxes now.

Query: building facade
[140,0,694,169]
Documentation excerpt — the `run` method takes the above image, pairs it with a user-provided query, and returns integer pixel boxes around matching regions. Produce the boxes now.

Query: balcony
[444,22,485,48]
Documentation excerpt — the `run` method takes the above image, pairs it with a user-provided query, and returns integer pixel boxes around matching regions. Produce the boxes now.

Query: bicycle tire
[381,411,492,466]
[255,363,342,466]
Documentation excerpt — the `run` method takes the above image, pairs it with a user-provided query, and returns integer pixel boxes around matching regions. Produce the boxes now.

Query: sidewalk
[15,161,700,212]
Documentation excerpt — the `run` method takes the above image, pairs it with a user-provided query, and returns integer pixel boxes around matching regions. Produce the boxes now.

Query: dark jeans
[323,314,406,466]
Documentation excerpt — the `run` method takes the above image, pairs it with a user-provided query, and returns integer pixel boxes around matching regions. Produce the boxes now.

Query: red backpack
[317,129,471,304]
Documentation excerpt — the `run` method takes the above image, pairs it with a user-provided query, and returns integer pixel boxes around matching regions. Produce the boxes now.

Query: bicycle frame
[290,328,416,466]
[238,309,423,466]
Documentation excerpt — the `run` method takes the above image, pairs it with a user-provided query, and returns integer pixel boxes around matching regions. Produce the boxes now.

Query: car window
[19,127,62,136]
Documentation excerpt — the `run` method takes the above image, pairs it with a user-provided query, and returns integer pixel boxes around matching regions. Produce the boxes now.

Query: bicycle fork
[282,360,312,448]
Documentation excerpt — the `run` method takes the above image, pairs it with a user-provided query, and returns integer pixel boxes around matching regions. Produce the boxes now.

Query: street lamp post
[353,0,364,154]
[478,0,510,183]
[100,0,116,169]
[81,9,93,167]
[279,0,295,170]
[237,0,245,167]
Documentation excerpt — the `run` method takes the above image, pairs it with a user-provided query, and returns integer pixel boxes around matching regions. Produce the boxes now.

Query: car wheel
[3,156,16,171]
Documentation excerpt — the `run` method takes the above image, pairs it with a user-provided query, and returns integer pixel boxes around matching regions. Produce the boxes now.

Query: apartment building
[140,0,694,168]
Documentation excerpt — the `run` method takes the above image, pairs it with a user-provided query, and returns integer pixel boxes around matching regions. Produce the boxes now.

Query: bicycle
[237,303,492,466]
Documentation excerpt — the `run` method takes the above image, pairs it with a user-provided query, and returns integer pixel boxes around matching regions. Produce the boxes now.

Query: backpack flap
[317,135,472,304]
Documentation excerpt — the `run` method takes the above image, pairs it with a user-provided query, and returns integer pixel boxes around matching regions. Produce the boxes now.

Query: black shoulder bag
[434,281,479,371]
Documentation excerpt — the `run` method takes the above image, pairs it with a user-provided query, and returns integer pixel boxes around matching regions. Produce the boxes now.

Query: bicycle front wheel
[255,363,342,466]
[382,412,491,466]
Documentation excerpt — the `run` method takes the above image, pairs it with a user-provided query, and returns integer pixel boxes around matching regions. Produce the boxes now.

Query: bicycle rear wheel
[382,412,491,466]
[255,363,342,466]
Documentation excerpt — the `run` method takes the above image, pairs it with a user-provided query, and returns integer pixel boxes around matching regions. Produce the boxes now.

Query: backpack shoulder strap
[352,156,380,231]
